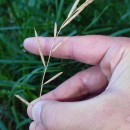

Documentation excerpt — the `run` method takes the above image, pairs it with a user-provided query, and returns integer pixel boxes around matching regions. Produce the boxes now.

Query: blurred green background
[0,0,130,129]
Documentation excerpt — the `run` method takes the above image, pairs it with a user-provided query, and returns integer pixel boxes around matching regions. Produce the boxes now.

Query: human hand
[24,35,130,130]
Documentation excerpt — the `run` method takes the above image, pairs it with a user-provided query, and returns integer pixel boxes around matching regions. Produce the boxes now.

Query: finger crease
[51,90,59,100]
[67,41,75,60]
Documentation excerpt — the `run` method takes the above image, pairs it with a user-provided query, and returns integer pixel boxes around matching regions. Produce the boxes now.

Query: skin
[24,35,130,130]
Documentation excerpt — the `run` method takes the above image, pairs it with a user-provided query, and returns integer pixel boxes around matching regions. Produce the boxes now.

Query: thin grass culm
[39,22,58,97]
[15,0,94,105]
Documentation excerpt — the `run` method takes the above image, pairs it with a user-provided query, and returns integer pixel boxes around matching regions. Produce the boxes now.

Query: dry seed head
[40,0,94,96]
[39,23,58,96]
[16,0,94,105]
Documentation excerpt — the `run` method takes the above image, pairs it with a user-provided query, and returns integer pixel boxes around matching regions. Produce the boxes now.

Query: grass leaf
[16,119,31,129]
[0,120,7,130]
[111,28,130,36]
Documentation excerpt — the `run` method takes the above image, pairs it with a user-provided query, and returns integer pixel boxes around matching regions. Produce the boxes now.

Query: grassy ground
[0,0,130,129]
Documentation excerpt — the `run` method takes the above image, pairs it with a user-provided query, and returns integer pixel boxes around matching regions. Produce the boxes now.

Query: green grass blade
[16,118,31,129]
[111,28,130,36]
[83,5,110,31]
[56,0,64,22]
[0,120,7,130]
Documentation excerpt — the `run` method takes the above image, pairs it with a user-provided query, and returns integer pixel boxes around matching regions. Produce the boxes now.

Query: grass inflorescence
[16,0,94,105]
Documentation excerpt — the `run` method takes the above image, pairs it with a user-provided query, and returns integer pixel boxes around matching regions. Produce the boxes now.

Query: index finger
[24,35,122,65]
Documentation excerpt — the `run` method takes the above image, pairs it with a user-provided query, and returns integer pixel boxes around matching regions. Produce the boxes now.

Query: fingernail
[32,101,43,124]
[23,38,32,52]
[23,38,31,47]
[29,122,44,130]
[23,37,46,54]
[27,98,40,119]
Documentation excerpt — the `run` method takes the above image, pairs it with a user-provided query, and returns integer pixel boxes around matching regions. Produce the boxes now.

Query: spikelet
[67,0,80,18]
[60,0,94,30]
[34,28,46,67]
[44,72,63,85]
[15,95,29,106]
[54,22,57,38]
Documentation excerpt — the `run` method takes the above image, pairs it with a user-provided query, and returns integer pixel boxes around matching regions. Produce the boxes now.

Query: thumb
[27,100,80,130]
[27,94,113,130]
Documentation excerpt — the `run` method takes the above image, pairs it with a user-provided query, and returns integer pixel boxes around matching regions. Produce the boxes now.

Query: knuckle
[100,44,126,79]
[76,71,90,93]
[51,90,59,100]
[78,76,89,95]
[66,40,75,59]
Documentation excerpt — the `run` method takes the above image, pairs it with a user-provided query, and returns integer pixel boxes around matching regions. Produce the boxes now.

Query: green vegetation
[0,0,130,129]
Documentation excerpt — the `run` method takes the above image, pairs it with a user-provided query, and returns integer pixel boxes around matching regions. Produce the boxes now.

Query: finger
[27,93,116,130]
[29,121,46,130]
[24,35,121,65]
[28,100,90,130]
[40,65,107,101]
[27,65,107,119]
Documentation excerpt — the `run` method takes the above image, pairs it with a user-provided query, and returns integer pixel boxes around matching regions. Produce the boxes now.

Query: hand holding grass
[24,35,130,130]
